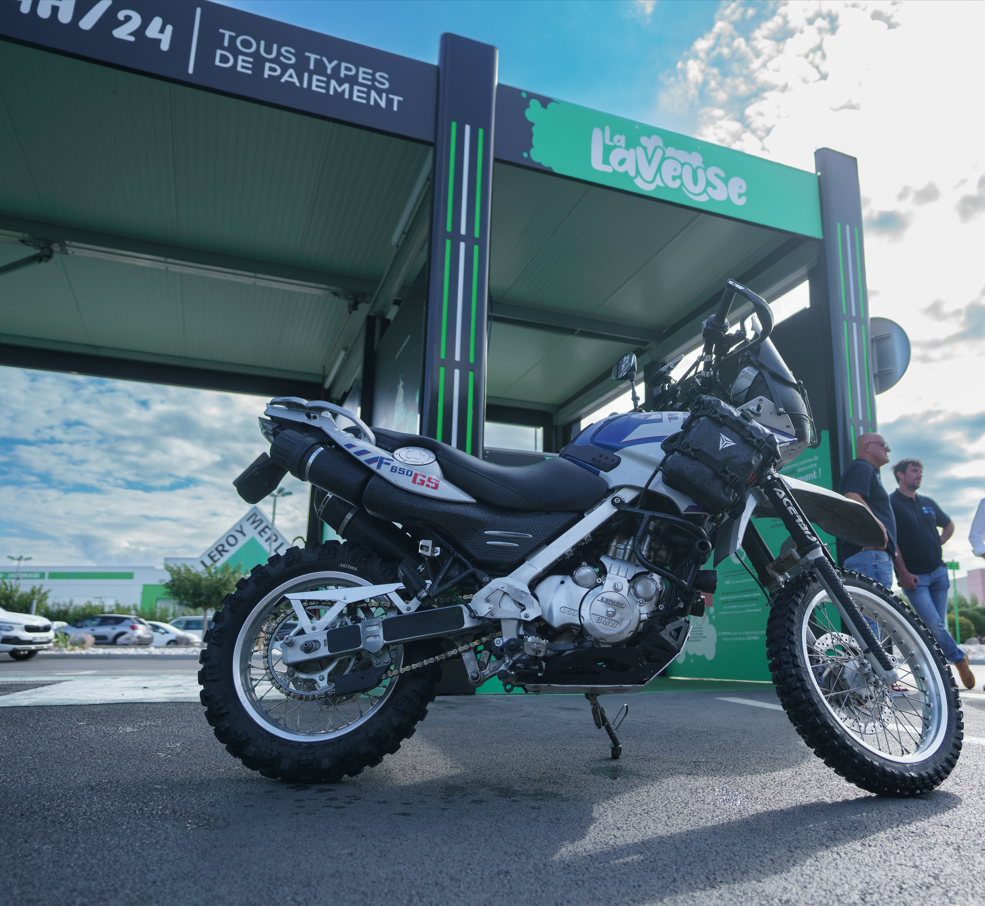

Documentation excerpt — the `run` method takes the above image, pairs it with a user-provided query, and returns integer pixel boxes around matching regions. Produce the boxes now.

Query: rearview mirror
[611,353,637,382]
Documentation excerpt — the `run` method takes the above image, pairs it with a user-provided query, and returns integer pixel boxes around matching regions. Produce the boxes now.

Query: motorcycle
[199,279,962,796]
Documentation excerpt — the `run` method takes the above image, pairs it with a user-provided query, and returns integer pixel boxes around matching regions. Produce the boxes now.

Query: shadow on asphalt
[1,692,975,906]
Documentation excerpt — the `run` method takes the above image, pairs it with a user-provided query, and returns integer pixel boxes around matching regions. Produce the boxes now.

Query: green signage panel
[46,572,135,580]
[669,433,835,682]
[510,95,822,239]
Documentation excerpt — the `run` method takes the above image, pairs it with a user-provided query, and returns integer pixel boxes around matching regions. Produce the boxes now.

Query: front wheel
[767,569,962,796]
[198,541,441,783]
[9,650,39,661]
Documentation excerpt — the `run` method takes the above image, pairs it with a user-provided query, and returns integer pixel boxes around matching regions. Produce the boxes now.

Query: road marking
[965,736,985,746]
[0,675,201,707]
[716,697,784,711]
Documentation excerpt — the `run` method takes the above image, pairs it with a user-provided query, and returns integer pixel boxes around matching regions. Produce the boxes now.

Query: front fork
[755,474,900,685]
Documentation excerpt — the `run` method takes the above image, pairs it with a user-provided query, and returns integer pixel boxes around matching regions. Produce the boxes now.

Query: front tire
[767,569,962,796]
[9,650,38,661]
[198,541,440,783]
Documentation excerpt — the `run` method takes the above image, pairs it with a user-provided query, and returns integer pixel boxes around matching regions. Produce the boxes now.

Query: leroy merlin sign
[515,96,822,239]
[165,506,287,574]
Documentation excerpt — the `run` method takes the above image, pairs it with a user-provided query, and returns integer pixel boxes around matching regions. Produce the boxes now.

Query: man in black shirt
[890,459,975,689]
[838,433,897,587]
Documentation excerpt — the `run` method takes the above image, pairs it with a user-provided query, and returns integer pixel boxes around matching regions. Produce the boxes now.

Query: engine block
[535,555,666,644]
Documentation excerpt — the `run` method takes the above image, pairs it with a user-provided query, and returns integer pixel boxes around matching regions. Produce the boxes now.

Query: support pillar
[813,148,877,479]
[421,34,497,455]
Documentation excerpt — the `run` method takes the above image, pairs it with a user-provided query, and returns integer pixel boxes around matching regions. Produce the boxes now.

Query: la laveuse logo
[590,125,746,206]
[525,99,748,211]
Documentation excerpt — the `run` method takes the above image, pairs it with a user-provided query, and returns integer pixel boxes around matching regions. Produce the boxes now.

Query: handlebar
[699,279,776,385]
[711,282,738,329]
[706,279,774,341]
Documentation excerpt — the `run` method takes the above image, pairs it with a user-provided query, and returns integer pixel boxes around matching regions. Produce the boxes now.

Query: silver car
[168,616,213,642]
[62,614,154,646]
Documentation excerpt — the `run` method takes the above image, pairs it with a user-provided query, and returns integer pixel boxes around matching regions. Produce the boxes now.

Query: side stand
[586,694,629,760]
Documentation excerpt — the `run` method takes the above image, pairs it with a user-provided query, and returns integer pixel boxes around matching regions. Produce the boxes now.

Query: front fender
[756,477,885,548]
[714,478,885,565]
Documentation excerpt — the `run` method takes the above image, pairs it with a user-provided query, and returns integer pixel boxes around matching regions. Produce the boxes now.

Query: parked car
[147,621,198,647]
[169,616,214,641]
[61,615,153,646]
[0,605,54,660]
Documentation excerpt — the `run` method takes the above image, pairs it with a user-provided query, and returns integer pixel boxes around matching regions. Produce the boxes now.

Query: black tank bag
[659,396,780,517]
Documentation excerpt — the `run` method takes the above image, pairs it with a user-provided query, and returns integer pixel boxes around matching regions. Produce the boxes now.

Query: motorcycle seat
[371,428,608,513]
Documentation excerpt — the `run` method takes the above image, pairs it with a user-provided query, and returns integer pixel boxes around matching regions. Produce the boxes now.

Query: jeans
[903,564,965,664]
[843,550,894,588]
[843,550,895,642]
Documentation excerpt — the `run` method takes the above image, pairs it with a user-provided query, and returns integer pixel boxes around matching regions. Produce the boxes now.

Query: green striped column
[814,149,877,477]
[421,34,497,455]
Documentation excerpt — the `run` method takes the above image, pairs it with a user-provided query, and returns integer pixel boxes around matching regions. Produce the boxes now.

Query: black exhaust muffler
[268,429,371,505]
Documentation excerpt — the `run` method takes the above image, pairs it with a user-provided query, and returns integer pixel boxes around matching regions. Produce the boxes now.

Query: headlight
[0,623,16,632]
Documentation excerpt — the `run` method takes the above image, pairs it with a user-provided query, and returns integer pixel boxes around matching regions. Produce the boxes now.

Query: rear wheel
[199,542,440,783]
[767,569,963,796]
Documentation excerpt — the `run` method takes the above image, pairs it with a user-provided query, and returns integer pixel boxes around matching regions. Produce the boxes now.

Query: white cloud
[0,368,311,566]
[660,0,985,572]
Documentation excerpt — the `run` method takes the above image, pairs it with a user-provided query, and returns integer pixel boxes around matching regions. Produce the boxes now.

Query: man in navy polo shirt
[838,433,897,587]
[890,459,975,689]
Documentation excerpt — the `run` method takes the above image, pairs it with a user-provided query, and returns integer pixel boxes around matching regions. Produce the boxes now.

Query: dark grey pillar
[420,34,497,456]
[813,148,877,479]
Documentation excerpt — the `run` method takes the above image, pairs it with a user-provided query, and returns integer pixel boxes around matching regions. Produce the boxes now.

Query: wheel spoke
[791,578,954,769]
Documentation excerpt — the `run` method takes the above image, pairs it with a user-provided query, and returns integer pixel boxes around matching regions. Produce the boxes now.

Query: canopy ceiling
[0,31,818,424]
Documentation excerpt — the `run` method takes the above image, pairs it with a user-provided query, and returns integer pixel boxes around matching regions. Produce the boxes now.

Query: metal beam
[0,215,377,297]
[486,396,560,415]
[0,337,322,398]
[491,303,663,345]
[0,243,54,278]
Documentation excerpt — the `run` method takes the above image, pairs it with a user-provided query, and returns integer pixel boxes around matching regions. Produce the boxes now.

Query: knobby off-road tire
[9,649,38,661]
[199,541,440,783]
[766,569,963,797]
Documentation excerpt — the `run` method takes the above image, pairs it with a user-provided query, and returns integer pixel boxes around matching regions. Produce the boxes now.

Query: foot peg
[586,694,628,760]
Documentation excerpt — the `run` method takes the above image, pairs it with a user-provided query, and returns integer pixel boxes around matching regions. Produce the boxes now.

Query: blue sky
[214,0,722,134]
[4,0,985,583]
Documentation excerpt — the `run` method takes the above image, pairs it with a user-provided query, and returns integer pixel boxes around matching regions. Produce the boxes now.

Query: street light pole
[946,560,961,645]
[7,555,35,612]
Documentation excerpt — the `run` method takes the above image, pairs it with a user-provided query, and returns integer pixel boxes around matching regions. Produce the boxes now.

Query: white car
[148,621,199,647]
[0,606,54,660]
[169,616,213,642]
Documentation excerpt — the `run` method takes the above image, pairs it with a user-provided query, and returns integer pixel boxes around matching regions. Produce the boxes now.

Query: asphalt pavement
[2,658,985,906]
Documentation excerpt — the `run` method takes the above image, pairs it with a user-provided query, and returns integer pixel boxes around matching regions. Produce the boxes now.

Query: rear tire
[198,541,440,783]
[767,569,962,796]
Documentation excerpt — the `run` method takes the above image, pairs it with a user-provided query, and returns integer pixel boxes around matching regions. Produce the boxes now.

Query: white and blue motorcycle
[200,280,962,796]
